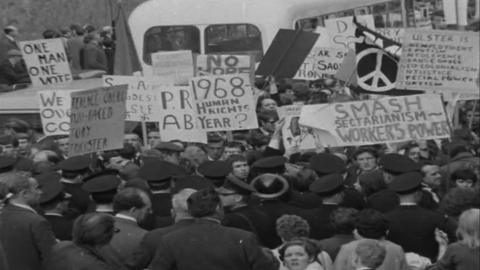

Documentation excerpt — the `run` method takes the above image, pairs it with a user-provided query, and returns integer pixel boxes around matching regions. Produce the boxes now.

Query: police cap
[388,171,423,194]
[251,173,289,200]
[82,175,121,193]
[380,154,420,175]
[309,153,346,176]
[309,173,345,196]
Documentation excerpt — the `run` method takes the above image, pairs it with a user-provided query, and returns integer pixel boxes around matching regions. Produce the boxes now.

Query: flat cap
[388,171,423,194]
[198,161,231,179]
[139,160,183,182]
[39,176,70,204]
[309,153,346,176]
[82,175,121,193]
[172,175,214,194]
[0,156,16,173]
[252,156,286,170]
[251,173,289,200]
[380,154,420,175]
[309,173,344,196]
[154,141,184,152]
[56,156,91,172]
[216,175,255,195]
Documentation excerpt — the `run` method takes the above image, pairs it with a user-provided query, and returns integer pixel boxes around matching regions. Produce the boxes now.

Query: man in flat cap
[0,49,30,87]
[0,26,19,63]
[154,141,184,165]
[151,189,278,270]
[385,171,453,262]
[216,175,271,247]
[56,156,93,218]
[299,173,345,240]
[37,172,73,241]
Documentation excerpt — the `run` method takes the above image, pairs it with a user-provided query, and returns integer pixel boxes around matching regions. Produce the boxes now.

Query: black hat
[380,154,420,175]
[172,175,214,194]
[82,169,119,183]
[56,156,91,173]
[139,160,183,182]
[154,142,184,152]
[39,177,70,204]
[35,171,61,184]
[388,171,423,194]
[251,173,290,200]
[215,175,255,196]
[309,173,344,196]
[197,161,231,187]
[309,153,346,176]
[187,188,220,217]
[252,156,287,174]
[82,175,121,193]
[0,156,16,173]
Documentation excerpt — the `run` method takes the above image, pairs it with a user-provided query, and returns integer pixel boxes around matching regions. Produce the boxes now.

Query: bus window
[143,25,200,64]
[205,24,263,61]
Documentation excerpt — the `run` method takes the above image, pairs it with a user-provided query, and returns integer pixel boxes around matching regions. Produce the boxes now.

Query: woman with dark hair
[449,168,478,189]
[279,238,325,270]
[43,213,120,270]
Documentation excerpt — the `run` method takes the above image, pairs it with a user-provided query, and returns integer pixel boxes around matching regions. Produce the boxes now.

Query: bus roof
[0,78,103,114]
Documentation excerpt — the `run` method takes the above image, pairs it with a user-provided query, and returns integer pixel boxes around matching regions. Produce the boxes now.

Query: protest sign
[157,85,207,143]
[194,54,254,77]
[299,94,451,146]
[38,90,75,136]
[68,86,127,156]
[334,49,357,86]
[255,29,319,78]
[294,47,346,80]
[19,38,73,86]
[396,30,480,93]
[151,50,193,85]
[191,74,258,131]
[102,75,170,121]
[324,15,375,51]
[278,104,323,151]
[377,28,405,44]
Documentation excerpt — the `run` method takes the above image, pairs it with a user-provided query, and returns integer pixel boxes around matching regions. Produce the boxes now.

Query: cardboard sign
[278,105,321,151]
[191,74,258,131]
[102,75,170,121]
[194,54,253,77]
[294,47,346,80]
[255,29,319,78]
[396,30,480,93]
[299,94,450,146]
[151,50,193,85]
[68,86,127,156]
[157,85,207,143]
[38,90,75,136]
[334,49,358,86]
[376,28,405,44]
[19,38,73,86]
[324,15,375,51]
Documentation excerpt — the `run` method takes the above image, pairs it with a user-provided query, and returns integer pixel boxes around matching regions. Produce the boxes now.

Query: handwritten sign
[102,75,171,121]
[377,28,405,44]
[278,105,320,151]
[195,54,253,77]
[19,38,73,86]
[151,50,193,85]
[157,86,207,143]
[294,47,346,80]
[191,74,258,131]
[299,94,450,146]
[38,90,75,136]
[324,15,375,51]
[396,30,480,93]
[68,86,127,156]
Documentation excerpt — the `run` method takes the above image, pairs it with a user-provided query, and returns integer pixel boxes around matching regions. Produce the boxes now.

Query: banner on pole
[151,50,193,85]
[38,90,75,136]
[102,75,169,121]
[294,47,346,80]
[396,29,480,93]
[191,74,258,131]
[68,85,127,156]
[19,38,73,86]
[299,94,451,146]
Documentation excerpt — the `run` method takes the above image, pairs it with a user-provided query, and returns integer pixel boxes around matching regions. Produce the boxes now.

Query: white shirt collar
[400,202,417,206]
[44,212,63,217]
[6,35,15,42]
[115,213,137,223]
[10,202,37,214]
[96,205,113,213]
[60,178,80,184]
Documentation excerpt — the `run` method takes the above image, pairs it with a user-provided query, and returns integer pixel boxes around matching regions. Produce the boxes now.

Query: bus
[129,0,406,74]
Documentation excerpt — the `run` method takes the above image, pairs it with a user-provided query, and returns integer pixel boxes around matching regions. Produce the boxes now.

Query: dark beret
[309,153,346,176]
[309,173,344,196]
[388,171,423,194]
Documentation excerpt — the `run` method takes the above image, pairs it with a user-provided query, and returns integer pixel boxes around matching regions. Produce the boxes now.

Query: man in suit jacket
[125,188,197,270]
[151,189,277,270]
[81,33,108,71]
[0,172,57,270]
[0,49,30,87]
[0,26,19,62]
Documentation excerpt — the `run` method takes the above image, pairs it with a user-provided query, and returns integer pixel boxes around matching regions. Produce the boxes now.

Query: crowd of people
[0,74,479,270]
[0,23,114,91]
